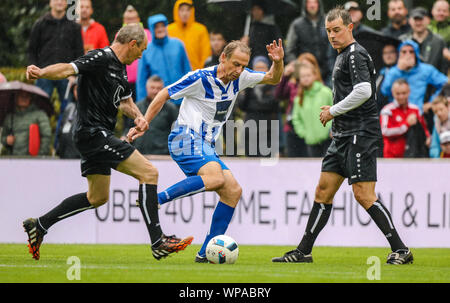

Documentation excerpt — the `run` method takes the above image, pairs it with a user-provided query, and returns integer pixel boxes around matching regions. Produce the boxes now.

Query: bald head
[432,0,449,22]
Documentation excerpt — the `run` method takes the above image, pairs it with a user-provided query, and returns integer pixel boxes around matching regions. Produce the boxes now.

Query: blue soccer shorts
[168,124,228,177]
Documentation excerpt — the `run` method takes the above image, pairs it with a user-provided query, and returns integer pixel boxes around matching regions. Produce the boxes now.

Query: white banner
[1,158,449,248]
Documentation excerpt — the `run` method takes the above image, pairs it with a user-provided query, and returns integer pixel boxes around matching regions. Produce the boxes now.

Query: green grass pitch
[1,244,449,283]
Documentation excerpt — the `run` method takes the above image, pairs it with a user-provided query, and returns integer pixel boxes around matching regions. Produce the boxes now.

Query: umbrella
[0,81,53,126]
[353,28,401,73]
[207,0,298,36]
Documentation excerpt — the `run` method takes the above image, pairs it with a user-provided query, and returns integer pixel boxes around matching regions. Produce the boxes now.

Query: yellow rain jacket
[168,0,211,70]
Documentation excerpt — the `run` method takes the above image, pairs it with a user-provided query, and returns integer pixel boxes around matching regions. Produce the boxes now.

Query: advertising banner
[1,158,449,247]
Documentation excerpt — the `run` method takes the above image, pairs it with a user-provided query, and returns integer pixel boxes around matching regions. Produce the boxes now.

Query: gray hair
[148,75,163,83]
[222,40,251,59]
[115,23,146,46]
[393,78,409,87]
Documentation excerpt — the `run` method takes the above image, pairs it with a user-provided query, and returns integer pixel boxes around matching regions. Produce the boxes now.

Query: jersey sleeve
[121,81,133,101]
[348,49,371,86]
[70,49,109,75]
[167,71,202,100]
[239,68,266,90]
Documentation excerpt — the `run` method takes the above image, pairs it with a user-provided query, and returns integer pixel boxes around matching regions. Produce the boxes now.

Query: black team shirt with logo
[70,47,132,134]
[331,42,381,138]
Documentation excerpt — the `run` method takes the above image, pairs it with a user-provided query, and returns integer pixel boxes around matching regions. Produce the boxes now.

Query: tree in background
[0,0,438,68]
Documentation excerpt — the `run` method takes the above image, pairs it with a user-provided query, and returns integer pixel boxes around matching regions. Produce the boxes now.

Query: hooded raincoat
[168,0,211,70]
[380,40,448,112]
[137,14,191,104]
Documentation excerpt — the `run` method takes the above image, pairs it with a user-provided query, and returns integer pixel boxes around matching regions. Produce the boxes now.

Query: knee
[219,183,242,208]
[87,192,109,208]
[353,189,364,204]
[139,163,158,184]
[353,187,373,206]
[230,184,242,203]
[315,183,329,203]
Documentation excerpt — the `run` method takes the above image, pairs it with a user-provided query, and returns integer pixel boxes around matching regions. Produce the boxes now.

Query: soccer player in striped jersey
[128,39,284,262]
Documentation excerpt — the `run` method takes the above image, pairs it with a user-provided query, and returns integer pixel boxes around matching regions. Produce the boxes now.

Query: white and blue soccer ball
[206,235,239,264]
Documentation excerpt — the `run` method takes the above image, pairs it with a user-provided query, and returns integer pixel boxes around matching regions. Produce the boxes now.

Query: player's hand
[319,106,334,126]
[406,114,417,126]
[26,65,42,80]
[425,136,431,147]
[127,127,145,142]
[267,39,284,63]
[134,116,149,133]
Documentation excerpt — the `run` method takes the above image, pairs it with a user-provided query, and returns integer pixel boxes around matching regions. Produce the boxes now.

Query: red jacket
[81,21,109,53]
[380,101,430,158]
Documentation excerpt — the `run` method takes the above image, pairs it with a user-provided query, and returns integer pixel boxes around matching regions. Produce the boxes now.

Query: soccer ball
[206,235,239,264]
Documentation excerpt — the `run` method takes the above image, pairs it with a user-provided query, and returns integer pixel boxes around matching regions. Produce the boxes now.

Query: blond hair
[222,41,251,59]
[432,95,448,107]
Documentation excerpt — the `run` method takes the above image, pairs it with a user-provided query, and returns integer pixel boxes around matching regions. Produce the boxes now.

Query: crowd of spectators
[0,0,449,159]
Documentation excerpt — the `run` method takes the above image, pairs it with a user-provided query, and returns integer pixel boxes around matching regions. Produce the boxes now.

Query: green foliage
[0,0,440,68]
[0,0,49,67]
[0,67,29,83]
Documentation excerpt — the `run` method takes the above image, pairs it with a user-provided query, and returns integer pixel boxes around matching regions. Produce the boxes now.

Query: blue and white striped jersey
[167,65,266,143]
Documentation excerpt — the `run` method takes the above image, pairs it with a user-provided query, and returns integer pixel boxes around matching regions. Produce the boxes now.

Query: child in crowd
[291,63,333,157]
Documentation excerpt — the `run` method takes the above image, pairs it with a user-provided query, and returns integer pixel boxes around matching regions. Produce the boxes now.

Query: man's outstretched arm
[260,39,284,85]
[127,88,171,142]
[26,63,76,81]
[119,97,149,135]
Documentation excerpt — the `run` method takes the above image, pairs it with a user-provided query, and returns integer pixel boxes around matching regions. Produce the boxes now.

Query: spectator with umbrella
[0,72,6,84]
[285,0,334,85]
[0,82,52,156]
[376,42,399,114]
[240,0,282,67]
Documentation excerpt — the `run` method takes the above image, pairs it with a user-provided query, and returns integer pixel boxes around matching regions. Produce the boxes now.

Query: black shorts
[321,135,380,185]
[74,129,135,177]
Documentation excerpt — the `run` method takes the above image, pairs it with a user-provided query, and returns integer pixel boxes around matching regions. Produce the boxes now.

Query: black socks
[138,184,163,246]
[367,200,407,251]
[297,202,333,255]
[38,192,93,231]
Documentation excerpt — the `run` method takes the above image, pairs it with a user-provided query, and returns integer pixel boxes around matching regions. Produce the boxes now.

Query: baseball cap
[440,131,450,144]
[344,1,360,11]
[410,7,428,19]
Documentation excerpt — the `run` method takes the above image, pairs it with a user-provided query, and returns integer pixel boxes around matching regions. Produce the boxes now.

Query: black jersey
[71,47,132,134]
[331,42,381,138]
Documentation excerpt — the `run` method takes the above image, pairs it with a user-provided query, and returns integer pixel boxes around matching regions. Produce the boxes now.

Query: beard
[391,14,406,25]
